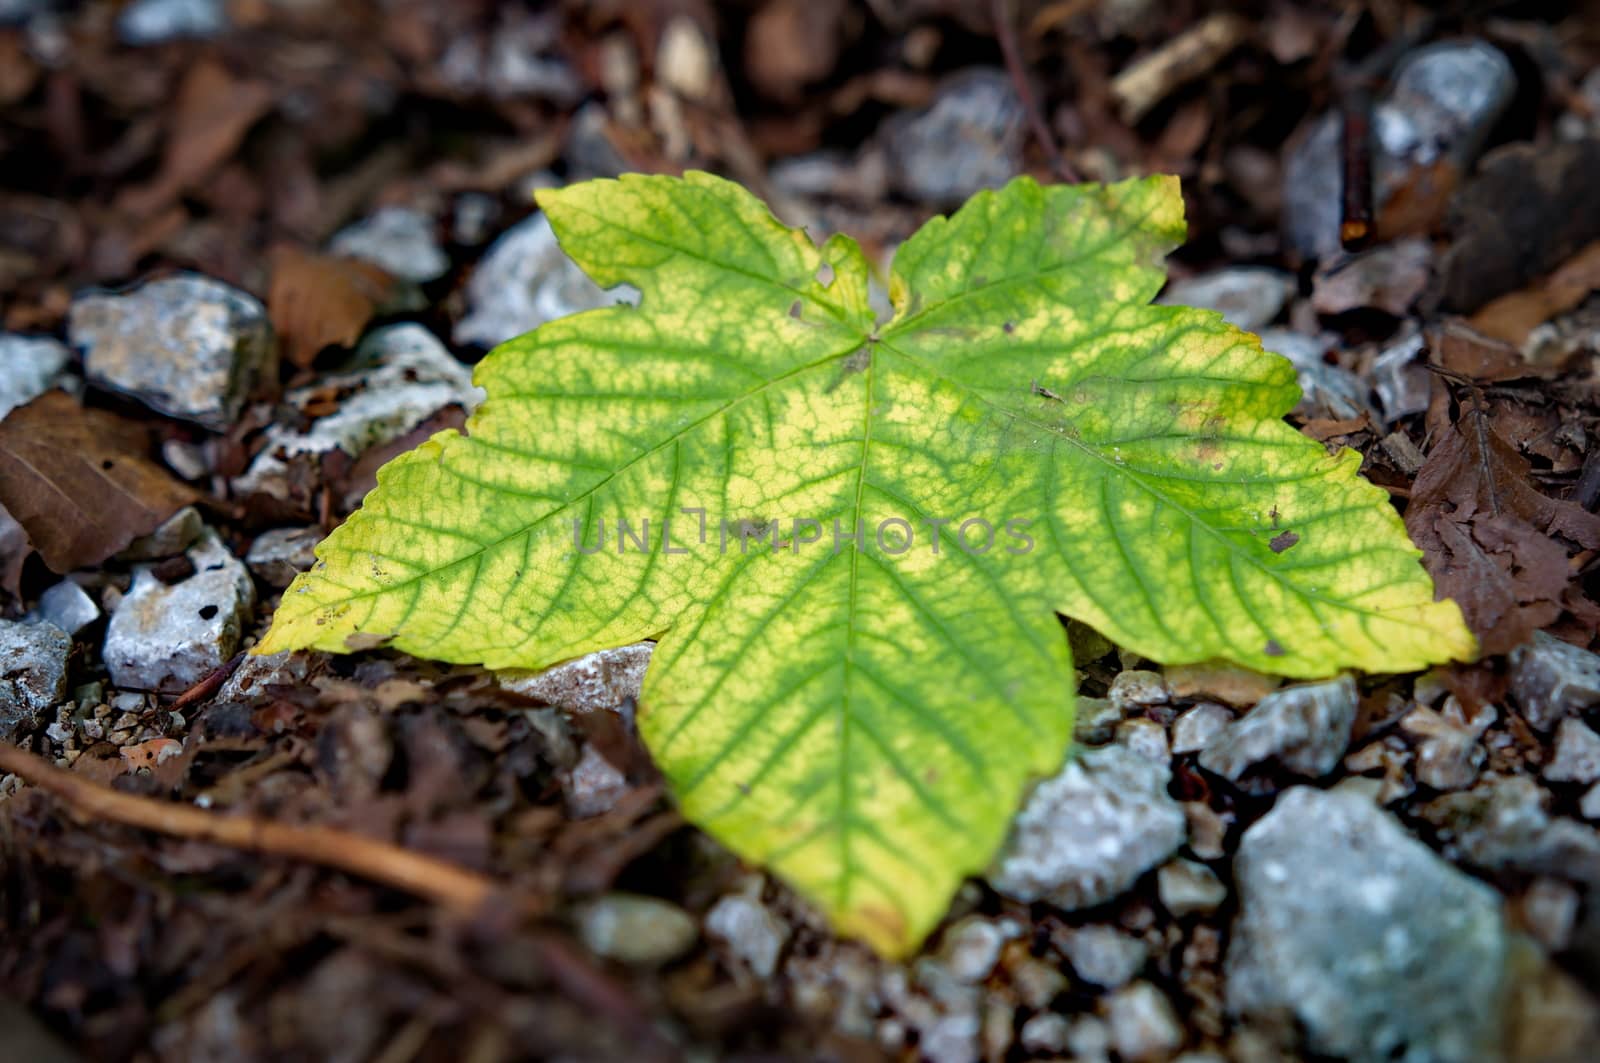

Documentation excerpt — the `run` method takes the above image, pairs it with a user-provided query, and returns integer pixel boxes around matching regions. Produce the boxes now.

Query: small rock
[1369,326,1431,424]
[1073,696,1120,745]
[500,642,653,716]
[1018,1013,1071,1054]
[1164,662,1279,707]
[705,886,790,979]
[565,102,631,181]
[217,649,325,702]
[454,212,637,349]
[1115,717,1170,765]
[1108,669,1169,713]
[1228,787,1507,1062]
[1509,631,1600,731]
[117,0,226,45]
[1420,775,1600,887]
[881,69,1023,205]
[1199,675,1357,781]
[574,893,697,966]
[1171,703,1233,755]
[1183,800,1230,860]
[934,915,1016,984]
[244,527,321,588]
[33,581,99,636]
[562,743,630,819]
[1052,924,1147,989]
[1004,946,1069,1008]
[435,7,581,105]
[1261,328,1372,421]
[1310,238,1433,316]
[1283,40,1514,261]
[1105,982,1184,1062]
[1157,858,1227,917]
[1583,783,1600,821]
[1064,1015,1113,1063]
[233,324,481,504]
[1161,268,1293,332]
[0,619,70,725]
[769,148,890,205]
[1514,877,1580,953]
[0,334,71,419]
[329,207,449,284]
[103,528,255,694]
[70,274,273,430]
[989,745,1187,910]
[1545,718,1600,784]
[120,505,203,561]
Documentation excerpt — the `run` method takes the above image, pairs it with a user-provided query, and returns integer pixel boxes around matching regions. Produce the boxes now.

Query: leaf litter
[1,3,1599,1061]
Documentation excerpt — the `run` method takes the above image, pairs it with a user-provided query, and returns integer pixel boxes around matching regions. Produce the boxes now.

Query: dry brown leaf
[119,59,275,217]
[267,246,396,368]
[1405,412,1600,654]
[1468,239,1600,347]
[0,392,200,573]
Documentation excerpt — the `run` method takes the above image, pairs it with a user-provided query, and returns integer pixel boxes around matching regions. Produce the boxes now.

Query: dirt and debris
[2,3,1599,1061]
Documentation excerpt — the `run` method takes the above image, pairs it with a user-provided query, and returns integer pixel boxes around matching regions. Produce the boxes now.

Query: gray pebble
[1105,982,1184,1063]
[1228,786,1507,1062]
[1200,675,1357,781]
[989,745,1186,911]
[0,619,70,724]
[1545,718,1600,784]
[1510,631,1600,731]
[244,527,322,589]
[705,887,790,979]
[453,213,636,349]
[1161,268,1294,332]
[1171,702,1233,755]
[0,333,71,419]
[330,207,449,284]
[33,581,99,636]
[70,274,273,430]
[881,69,1024,206]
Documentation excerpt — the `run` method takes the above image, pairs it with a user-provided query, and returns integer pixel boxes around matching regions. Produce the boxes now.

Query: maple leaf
[257,172,1474,955]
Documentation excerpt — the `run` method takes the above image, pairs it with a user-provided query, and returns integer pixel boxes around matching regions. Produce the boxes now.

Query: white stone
[104,529,255,694]
[0,333,70,419]
[454,213,636,349]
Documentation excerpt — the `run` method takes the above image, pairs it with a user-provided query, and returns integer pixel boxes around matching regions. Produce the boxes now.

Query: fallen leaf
[1437,138,1600,314]
[267,246,397,368]
[1467,239,1600,347]
[0,392,200,573]
[258,172,1473,956]
[119,59,275,217]
[1405,411,1600,654]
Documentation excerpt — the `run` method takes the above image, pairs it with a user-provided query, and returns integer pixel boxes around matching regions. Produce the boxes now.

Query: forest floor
[2,2,1599,1061]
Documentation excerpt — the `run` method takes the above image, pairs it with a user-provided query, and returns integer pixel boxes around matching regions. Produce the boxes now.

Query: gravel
[988,745,1187,911]
[1199,675,1358,781]
[1228,786,1508,1062]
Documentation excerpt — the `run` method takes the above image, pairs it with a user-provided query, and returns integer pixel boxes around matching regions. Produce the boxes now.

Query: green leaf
[258,171,1475,956]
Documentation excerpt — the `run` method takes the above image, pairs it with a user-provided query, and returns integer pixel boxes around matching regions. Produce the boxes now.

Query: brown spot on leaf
[788,299,802,319]
[1264,639,1286,657]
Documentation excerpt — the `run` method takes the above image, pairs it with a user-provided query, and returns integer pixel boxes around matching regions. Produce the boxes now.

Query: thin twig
[1338,87,1374,251]
[167,651,244,711]
[0,741,508,914]
[991,0,1078,182]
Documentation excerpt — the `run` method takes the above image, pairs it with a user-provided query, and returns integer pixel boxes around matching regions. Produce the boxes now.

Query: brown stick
[0,741,505,914]
[991,0,1079,183]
